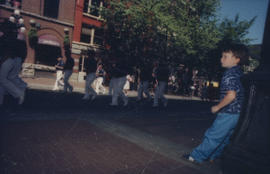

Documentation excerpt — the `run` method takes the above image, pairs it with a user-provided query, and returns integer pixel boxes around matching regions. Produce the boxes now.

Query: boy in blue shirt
[183,44,249,164]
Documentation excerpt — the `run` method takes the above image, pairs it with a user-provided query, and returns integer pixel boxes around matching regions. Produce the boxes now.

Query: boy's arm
[211,90,236,113]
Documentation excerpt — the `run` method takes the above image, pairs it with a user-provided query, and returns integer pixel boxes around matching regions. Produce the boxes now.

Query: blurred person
[95,63,106,94]
[63,52,74,93]
[110,61,128,106]
[153,63,169,107]
[0,19,26,105]
[82,50,97,101]
[107,61,116,96]
[53,57,64,91]
[123,74,133,96]
[137,63,152,102]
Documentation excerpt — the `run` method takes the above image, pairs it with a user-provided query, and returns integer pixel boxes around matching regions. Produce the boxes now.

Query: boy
[183,44,249,163]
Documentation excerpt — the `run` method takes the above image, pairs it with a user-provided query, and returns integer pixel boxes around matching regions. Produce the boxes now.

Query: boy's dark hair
[222,43,250,65]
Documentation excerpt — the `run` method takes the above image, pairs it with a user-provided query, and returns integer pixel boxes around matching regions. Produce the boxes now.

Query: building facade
[0,0,76,78]
[0,0,105,80]
[72,0,104,81]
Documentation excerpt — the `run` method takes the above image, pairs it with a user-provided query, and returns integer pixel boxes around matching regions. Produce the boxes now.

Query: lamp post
[222,2,270,174]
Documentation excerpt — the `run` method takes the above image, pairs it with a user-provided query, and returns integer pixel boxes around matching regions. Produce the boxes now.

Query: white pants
[153,81,167,106]
[137,81,151,100]
[111,76,128,105]
[53,70,64,90]
[95,77,106,94]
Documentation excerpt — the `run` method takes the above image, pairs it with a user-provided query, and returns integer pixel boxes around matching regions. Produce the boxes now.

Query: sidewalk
[1,77,221,174]
[1,118,219,174]
[22,76,202,100]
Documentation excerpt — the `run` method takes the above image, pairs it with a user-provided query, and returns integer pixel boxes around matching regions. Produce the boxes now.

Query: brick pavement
[1,120,199,174]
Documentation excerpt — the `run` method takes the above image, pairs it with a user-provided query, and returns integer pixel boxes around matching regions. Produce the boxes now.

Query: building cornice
[0,4,74,27]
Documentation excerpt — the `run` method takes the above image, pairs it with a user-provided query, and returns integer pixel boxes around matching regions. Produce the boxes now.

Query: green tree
[101,0,255,82]
[203,15,256,81]
[101,0,220,68]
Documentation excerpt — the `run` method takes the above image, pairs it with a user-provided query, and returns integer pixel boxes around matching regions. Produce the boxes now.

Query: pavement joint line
[82,116,220,174]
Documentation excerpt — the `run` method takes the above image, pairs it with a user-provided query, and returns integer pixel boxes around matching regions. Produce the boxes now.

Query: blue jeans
[137,81,151,100]
[84,73,97,97]
[8,57,27,90]
[0,58,24,99]
[190,113,240,163]
[63,70,73,92]
[153,81,167,106]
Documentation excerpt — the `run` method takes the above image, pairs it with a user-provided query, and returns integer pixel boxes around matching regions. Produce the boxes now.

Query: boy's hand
[211,90,236,114]
[211,105,220,114]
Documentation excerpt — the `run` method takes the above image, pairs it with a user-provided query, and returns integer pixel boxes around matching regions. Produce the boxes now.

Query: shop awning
[38,34,61,47]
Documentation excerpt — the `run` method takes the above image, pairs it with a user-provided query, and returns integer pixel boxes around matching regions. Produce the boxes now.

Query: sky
[217,0,269,45]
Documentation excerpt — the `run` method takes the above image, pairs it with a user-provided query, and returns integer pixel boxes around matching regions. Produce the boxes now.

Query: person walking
[182,44,249,164]
[107,61,117,96]
[95,63,106,94]
[153,63,169,107]
[137,63,152,102]
[110,61,128,106]
[63,53,74,93]
[7,23,27,94]
[53,57,64,91]
[0,19,26,105]
[82,50,97,101]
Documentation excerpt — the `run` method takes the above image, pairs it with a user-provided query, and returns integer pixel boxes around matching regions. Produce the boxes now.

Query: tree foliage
[100,0,255,80]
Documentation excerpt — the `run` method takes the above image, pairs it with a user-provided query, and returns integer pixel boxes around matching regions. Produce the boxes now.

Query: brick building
[0,0,105,80]
[72,0,104,81]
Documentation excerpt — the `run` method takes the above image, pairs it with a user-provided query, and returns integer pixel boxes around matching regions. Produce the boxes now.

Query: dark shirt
[0,36,26,59]
[85,58,97,74]
[17,39,27,61]
[112,63,127,78]
[219,66,244,114]
[64,58,74,70]
[156,66,169,82]
[140,66,152,81]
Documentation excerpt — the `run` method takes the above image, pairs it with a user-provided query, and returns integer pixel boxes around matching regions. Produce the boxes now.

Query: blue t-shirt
[219,66,244,114]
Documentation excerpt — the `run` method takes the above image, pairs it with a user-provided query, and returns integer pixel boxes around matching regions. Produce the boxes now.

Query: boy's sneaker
[182,154,198,164]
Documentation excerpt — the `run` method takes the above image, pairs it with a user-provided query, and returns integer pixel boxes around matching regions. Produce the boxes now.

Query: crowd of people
[77,50,170,107]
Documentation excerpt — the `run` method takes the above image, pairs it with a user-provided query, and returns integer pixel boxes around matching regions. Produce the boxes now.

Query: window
[80,23,93,44]
[80,23,103,46]
[44,0,59,19]
[94,27,104,45]
[83,0,103,17]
